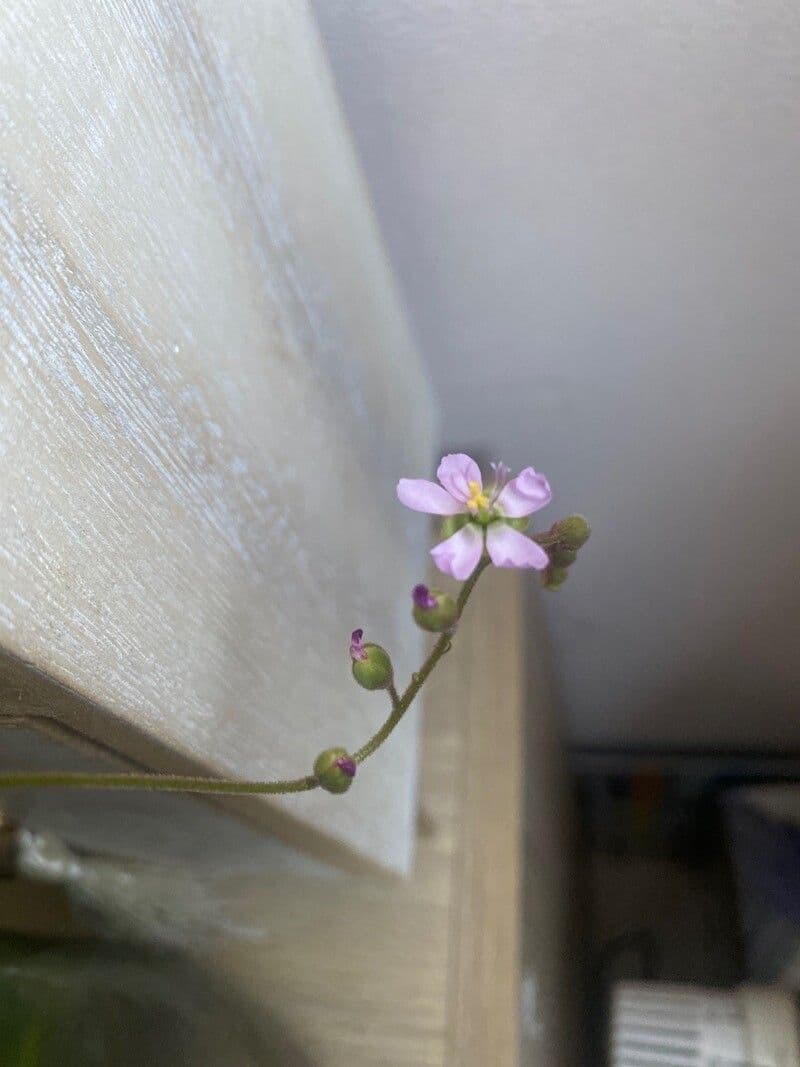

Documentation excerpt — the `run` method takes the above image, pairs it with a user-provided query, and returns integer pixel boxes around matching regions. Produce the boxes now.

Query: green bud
[549,544,578,567]
[543,566,570,590]
[440,513,469,539]
[552,514,590,549]
[351,643,393,690]
[412,584,458,633]
[314,748,357,794]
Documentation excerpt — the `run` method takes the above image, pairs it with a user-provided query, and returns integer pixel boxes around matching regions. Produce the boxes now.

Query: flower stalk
[0,453,586,802]
[0,559,491,797]
[354,555,488,764]
[0,771,320,795]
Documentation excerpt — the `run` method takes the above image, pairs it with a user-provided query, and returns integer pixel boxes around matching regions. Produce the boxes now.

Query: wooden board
[0,0,433,871]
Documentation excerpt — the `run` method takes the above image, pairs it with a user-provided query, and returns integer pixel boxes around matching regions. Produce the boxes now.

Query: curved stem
[0,771,319,795]
[0,558,491,796]
[354,555,490,765]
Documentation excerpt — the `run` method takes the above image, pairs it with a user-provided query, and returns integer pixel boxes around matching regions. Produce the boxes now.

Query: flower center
[466,480,490,512]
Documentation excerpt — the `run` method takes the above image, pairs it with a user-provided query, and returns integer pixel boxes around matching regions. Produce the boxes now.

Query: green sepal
[440,514,469,539]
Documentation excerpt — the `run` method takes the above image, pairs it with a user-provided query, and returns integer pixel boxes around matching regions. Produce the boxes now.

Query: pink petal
[436,453,482,503]
[486,524,550,569]
[496,467,552,517]
[430,524,484,580]
[397,478,465,515]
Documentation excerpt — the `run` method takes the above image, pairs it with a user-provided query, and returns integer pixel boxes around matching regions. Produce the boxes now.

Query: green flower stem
[0,558,491,797]
[0,770,319,795]
[354,555,490,765]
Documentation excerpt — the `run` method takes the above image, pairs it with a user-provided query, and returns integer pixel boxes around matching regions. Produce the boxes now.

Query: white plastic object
[610,981,800,1066]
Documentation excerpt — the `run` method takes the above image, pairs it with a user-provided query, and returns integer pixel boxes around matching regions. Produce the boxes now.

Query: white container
[610,981,800,1066]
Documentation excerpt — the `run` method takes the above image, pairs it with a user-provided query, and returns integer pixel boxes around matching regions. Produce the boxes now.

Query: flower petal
[412,584,436,609]
[397,478,465,515]
[496,467,552,517]
[350,629,368,662]
[430,524,484,580]
[436,453,482,503]
[486,524,550,569]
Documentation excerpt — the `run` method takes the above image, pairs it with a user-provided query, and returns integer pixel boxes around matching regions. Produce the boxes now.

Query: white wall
[312,0,800,749]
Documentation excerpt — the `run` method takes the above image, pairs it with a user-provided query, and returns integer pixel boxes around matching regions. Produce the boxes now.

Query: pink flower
[397,453,552,580]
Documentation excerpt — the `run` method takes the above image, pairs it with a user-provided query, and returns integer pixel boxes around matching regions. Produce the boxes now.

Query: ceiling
[310,0,800,748]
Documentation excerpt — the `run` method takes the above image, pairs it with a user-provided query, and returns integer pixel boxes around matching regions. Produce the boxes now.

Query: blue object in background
[724,785,800,986]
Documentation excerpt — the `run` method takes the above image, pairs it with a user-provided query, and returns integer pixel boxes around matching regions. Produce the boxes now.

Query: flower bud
[549,544,578,567]
[411,584,458,633]
[552,514,590,549]
[349,629,393,690]
[314,747,357,794]
[543,566,570,589]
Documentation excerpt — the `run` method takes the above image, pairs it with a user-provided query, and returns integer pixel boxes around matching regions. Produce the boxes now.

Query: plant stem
[0,558,491,796]
[0,771,319,795]
[353,555,490,765]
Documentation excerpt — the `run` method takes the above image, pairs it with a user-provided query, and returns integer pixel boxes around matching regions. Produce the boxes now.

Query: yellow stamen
[467,480,490,512]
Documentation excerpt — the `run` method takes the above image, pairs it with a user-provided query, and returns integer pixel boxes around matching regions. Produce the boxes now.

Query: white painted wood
[0,0,434,871]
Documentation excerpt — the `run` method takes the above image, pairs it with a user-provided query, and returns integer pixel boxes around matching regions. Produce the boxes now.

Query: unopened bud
[314,748,357,794]
[411,584,458,633]
[349,629,393,690]
[543,566,570,590]
[549,544,578,567]
[552,514,590,549]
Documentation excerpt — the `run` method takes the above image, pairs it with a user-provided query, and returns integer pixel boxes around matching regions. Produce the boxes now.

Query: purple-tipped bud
[413,584,437,610]
[314,747,357,794]
[349,628,368,662]
[350,633,393,690]
[334,755,357,778]
[411,584,458,633]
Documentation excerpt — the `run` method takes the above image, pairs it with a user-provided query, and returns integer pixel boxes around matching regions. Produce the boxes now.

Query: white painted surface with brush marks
[0,0,433,871]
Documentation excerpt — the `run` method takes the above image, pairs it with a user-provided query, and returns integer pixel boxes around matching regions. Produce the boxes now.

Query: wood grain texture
[208,570,527,1067]
[0,0,433,870]
[445,569,523,1067]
